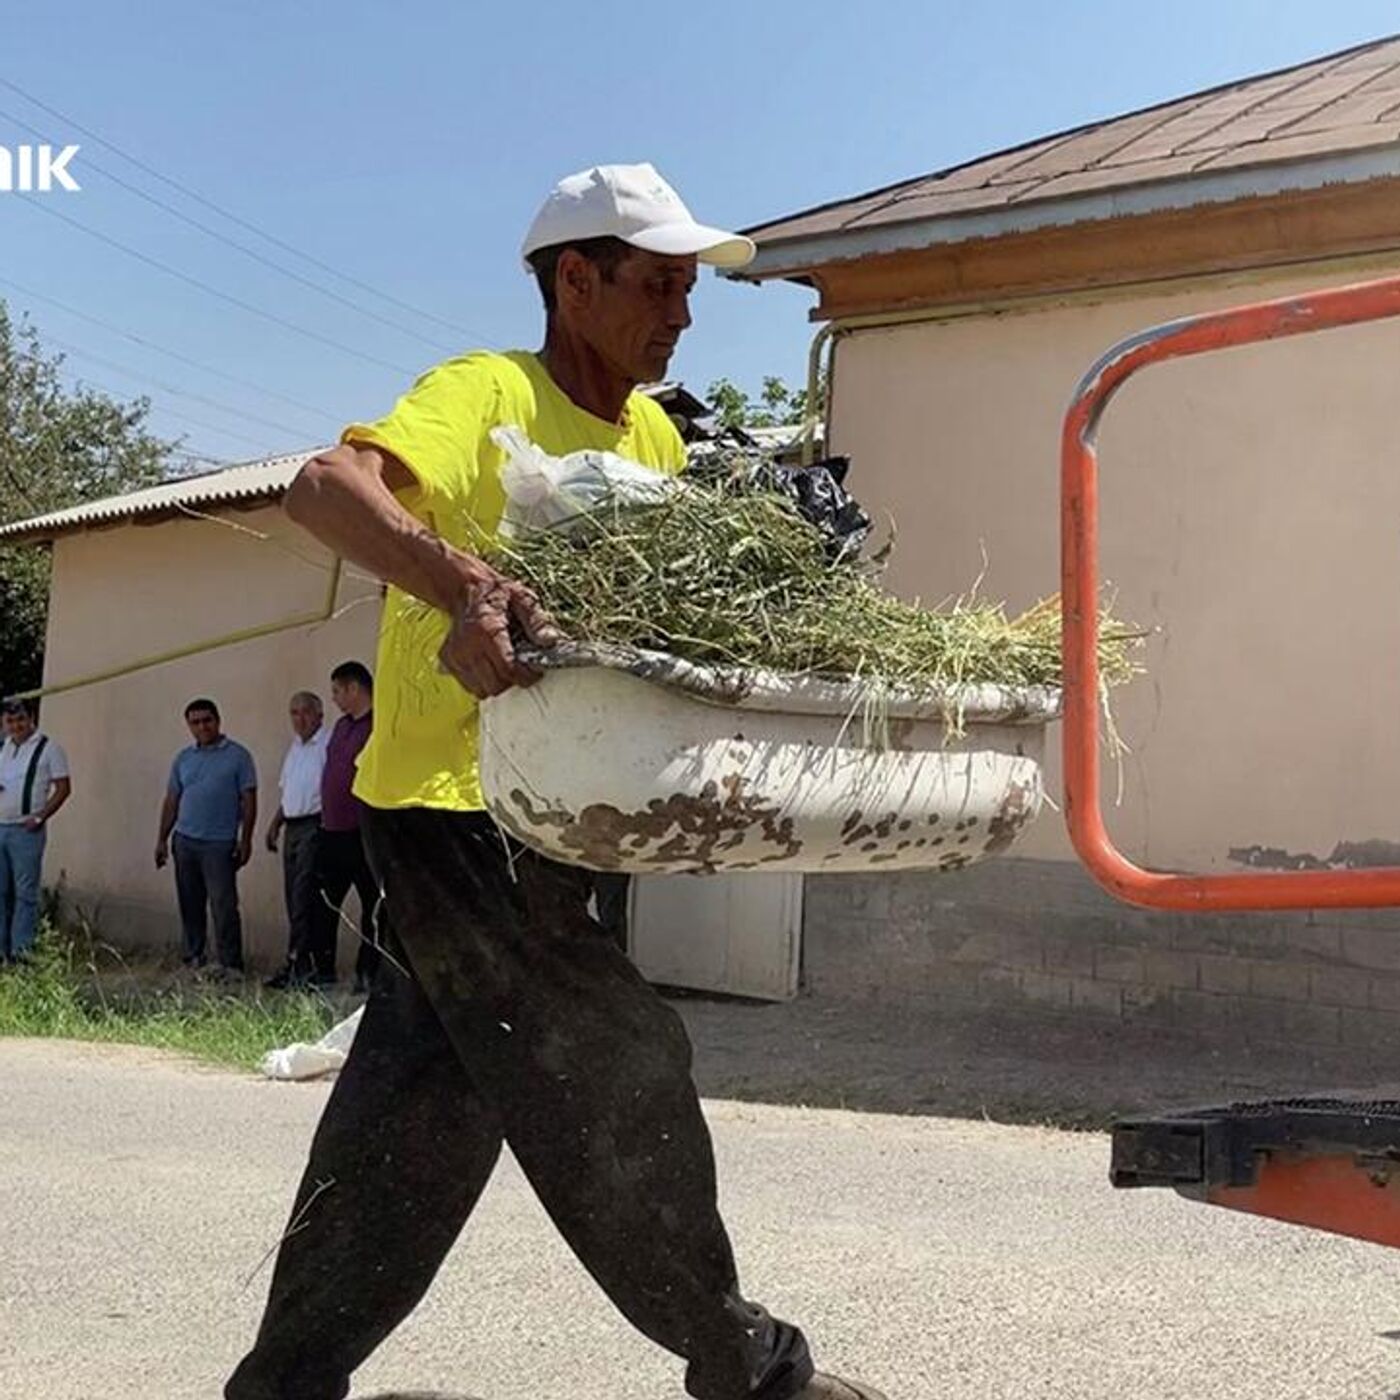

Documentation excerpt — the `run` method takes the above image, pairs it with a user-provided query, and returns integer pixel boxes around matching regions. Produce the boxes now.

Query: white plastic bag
[492,425,682,538]
[260,1005,363,1081]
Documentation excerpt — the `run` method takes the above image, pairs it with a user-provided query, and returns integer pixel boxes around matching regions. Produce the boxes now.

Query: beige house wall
[38,503,382,967]
[828,260,1400,873]
[800,258,1400,1050]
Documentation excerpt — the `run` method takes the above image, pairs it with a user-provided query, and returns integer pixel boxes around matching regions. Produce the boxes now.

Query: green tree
[0,303,173,694]
[706,374,821,430]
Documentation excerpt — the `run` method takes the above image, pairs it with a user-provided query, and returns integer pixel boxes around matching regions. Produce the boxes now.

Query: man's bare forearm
[239,791,257,844]
[35,777,71,824]
[284,444,488,613]
[287,442,560,699]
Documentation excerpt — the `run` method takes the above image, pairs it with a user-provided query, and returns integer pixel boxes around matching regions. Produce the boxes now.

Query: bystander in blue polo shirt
[169,737,257,842]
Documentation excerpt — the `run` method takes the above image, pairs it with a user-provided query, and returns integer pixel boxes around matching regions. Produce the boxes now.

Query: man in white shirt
[0,698,71,963]
[263,691,329,988]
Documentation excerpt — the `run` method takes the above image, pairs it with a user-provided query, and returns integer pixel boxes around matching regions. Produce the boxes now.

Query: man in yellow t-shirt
[227,164,883,1400]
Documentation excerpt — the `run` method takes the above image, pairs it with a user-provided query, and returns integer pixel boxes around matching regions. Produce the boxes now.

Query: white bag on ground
[260,1006,363,1081]
[492,425,682,538]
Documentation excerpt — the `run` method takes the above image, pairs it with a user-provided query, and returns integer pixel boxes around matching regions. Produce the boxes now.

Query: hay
[485,475,1143,699]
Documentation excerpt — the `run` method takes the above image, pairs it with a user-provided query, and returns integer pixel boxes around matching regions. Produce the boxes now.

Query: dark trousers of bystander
[279,817,322,976]
[225,807,813,1400]
[313,827,382,984]
[172,832,244,971]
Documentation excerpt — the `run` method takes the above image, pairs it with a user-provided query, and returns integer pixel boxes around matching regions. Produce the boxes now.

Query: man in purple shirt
[313,660,380,992]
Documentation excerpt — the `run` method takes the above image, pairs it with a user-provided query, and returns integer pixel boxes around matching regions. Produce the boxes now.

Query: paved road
[4,1038,1400,1400]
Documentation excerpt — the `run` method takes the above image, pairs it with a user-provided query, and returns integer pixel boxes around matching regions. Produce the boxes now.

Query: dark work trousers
[279,817,321,975]
[591,869,632,953]
[226,808,813,1400]
[313,826,382,983]
[172,832,244,970]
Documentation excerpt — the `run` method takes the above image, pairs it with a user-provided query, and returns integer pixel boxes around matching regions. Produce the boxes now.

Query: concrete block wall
[801,858,1400,1052]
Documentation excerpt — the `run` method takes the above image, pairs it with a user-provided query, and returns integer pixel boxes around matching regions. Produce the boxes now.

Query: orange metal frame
[1062,273,1400,911]
[1207,1154,1400,1249]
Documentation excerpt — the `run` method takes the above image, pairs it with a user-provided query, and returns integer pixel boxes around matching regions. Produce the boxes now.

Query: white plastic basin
[480,643,1061,875]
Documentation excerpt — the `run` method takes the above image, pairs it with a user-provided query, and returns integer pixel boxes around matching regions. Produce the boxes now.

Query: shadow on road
[358,1392,487,1399]
[674,991,1400,1130]
[40,941,1400,1135]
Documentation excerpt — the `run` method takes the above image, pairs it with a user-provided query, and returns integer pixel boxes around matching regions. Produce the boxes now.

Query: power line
[0,75,475,341]
[168,450,237,470]
[59,365,280,455]
[15,194,422,377]
[0,273,338,422]
[0,274,337,423]
[163,450,240,476]
[0,103,460,355]
[0,440,231,525]
[134,405,278,455]
[42,330,318,441]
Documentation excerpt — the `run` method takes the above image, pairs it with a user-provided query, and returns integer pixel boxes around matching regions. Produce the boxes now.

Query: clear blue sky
[2,1,1399,466]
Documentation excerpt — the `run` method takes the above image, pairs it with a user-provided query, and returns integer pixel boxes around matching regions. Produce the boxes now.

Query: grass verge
[0,931,335,1070]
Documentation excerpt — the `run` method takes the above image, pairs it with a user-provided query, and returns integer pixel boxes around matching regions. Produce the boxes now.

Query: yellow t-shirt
[341,349,686,813]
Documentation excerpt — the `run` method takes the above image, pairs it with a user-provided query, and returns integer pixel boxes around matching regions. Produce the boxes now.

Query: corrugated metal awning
[0,448,326,545]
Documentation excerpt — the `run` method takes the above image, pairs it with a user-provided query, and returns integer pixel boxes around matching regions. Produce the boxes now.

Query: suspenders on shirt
[10,735,50,819]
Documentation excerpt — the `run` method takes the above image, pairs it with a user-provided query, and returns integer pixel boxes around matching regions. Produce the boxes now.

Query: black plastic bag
[768,455,871,562]
[689,442,872,562]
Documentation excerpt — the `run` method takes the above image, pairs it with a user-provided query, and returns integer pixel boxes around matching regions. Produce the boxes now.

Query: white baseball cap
[521,162,755,271]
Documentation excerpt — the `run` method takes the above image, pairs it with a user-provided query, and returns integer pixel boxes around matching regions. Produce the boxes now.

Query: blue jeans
[0,823,47,959]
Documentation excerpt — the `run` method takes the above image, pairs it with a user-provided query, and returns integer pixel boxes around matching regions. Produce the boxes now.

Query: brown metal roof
[743,35,1400,270]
